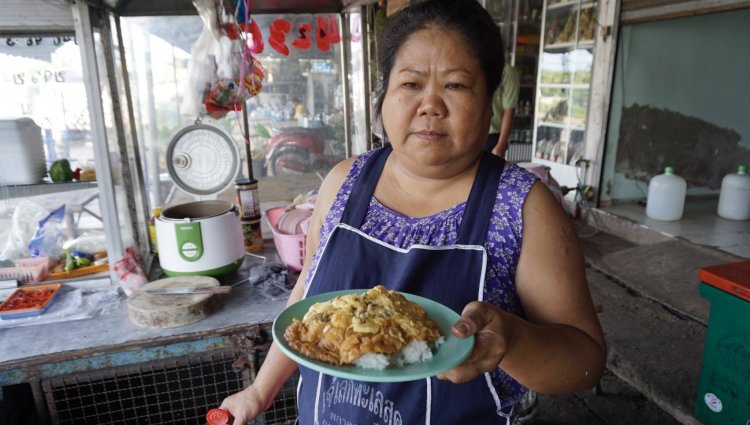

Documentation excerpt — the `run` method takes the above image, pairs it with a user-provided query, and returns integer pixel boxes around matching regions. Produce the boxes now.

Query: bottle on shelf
[148,207,162,254]
[646,166,687,221]
[717,165,750,220]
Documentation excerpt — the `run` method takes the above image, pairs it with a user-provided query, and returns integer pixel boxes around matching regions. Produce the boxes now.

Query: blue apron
[298,146,513,425]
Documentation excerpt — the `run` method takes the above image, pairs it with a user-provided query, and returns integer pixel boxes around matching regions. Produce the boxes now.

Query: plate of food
[272,285,474,382]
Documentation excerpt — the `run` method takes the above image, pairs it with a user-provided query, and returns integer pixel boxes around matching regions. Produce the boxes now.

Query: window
[120,13,356,210]
[0,35,103,261]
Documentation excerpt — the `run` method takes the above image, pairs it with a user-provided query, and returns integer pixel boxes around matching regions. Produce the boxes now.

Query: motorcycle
[265,126,343,176]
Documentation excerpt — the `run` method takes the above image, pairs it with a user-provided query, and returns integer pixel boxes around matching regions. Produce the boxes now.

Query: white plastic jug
[717,165,750,220]
[646,166,687,221]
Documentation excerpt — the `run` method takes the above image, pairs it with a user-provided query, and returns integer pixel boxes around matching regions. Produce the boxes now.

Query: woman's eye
[446,83,465,90]
[402,82,419,89]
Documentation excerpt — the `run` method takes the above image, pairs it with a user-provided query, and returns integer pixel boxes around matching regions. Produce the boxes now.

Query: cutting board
[127,276,222,328]
[47,263,110,280]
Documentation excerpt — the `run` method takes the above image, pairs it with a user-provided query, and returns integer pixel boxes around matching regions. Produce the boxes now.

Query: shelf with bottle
[546,0,596,10]
[546,0,577,10]
[536,121,566,129]
[518,20,542,31]
[532,0,597,167]
[577,6,597,43]
[509,127,534,144]
[544,41,577,52]
[514,99,535,117]
[516,33,541,46]
[543,1,597,49]
[533,125,585,165]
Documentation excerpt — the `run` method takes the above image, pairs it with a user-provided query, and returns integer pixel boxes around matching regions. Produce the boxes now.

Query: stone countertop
[0,241,297,384]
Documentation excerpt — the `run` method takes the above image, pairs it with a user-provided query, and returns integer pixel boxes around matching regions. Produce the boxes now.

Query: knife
[144,286,232,295]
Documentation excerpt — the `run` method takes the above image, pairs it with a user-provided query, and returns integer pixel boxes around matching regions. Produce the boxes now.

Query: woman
[220,0,606,423]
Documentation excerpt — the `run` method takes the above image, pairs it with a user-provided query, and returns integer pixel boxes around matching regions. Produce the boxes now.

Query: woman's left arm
[439,182,606,393]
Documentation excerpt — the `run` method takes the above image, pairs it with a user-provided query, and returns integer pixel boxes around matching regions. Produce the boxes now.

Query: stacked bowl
[0,118,47,185]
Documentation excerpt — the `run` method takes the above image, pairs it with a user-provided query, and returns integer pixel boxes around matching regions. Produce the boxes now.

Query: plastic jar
[646,166,687,221]
[717,165,750,220]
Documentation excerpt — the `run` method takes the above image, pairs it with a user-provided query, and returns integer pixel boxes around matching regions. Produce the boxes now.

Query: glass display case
[482,0,543,161]
[533,0,597,166]
[510,0,543,151]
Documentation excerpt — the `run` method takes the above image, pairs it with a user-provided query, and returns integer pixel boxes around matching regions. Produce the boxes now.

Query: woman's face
[381,26,492,173]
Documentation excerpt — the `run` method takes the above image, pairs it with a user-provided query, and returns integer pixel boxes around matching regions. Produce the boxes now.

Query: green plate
[272,289,475,383]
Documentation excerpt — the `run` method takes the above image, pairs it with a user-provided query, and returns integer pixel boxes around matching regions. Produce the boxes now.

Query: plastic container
[646,166,687,221]
[717,165,750,221]
[0,118,46,185]
[695,261,750,424]
[0,257,51,283]
[0,283,62,319]
[266,207,306,272]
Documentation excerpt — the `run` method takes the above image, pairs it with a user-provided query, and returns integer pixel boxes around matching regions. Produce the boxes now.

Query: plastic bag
[248,262,292,300]
[180,0,222,118]
[112,247,147,296]
[0,201,50,260]
[181,0,265,119]
[62,230,107,254]
[27,205,67,259]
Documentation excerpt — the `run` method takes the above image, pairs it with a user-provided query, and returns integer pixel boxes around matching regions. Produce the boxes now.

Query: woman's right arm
[218,157,355,423]
[217,281,305,423]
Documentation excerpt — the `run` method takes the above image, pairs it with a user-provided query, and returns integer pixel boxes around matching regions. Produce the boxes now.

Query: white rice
[354,337,445,370]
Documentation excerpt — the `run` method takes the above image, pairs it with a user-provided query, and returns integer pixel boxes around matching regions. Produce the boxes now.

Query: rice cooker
[156,200,245,276]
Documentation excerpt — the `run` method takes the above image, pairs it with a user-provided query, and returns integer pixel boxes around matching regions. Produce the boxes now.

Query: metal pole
[72,1,124,264]
[114,15,152,263]
[339,13,353,158]
[243,102,254,181]
[361,7,372,152]
[100,15,146,259]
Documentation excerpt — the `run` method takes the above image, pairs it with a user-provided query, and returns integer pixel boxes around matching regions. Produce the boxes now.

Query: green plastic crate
[695,261,750,425]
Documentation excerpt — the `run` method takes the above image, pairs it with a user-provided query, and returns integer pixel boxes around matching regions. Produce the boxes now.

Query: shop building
[0,0,748,423]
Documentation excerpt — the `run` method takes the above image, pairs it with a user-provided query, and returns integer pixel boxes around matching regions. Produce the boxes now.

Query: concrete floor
[597,197,750,259]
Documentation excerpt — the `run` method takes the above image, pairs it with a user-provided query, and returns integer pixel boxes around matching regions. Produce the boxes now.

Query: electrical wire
[573,158,601,238]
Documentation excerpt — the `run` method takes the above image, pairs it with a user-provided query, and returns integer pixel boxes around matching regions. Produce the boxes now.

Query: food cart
[0,0,378,423]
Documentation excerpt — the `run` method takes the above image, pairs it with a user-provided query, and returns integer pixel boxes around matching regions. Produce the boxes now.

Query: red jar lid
[206,408,233,425]
[699,260,750,302]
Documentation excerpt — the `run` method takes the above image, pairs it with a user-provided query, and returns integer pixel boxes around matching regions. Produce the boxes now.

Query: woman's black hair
[374,0,505,122]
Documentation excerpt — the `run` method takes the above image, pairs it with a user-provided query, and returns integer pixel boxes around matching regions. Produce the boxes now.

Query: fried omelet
[283,285,442,366]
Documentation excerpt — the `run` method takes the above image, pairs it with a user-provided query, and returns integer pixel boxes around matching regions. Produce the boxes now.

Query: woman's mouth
[413,130,445,141]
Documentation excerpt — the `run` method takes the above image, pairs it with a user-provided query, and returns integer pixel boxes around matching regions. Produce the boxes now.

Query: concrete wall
[601,7,750,202]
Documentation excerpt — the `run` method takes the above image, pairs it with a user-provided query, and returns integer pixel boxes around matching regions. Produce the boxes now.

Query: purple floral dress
[304,148,538,405]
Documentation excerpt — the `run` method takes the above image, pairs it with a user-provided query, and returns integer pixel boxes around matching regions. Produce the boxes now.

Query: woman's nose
[417,89,447,117]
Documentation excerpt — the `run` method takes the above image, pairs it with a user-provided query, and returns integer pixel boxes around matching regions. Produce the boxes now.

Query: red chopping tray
[0,283,63,320]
